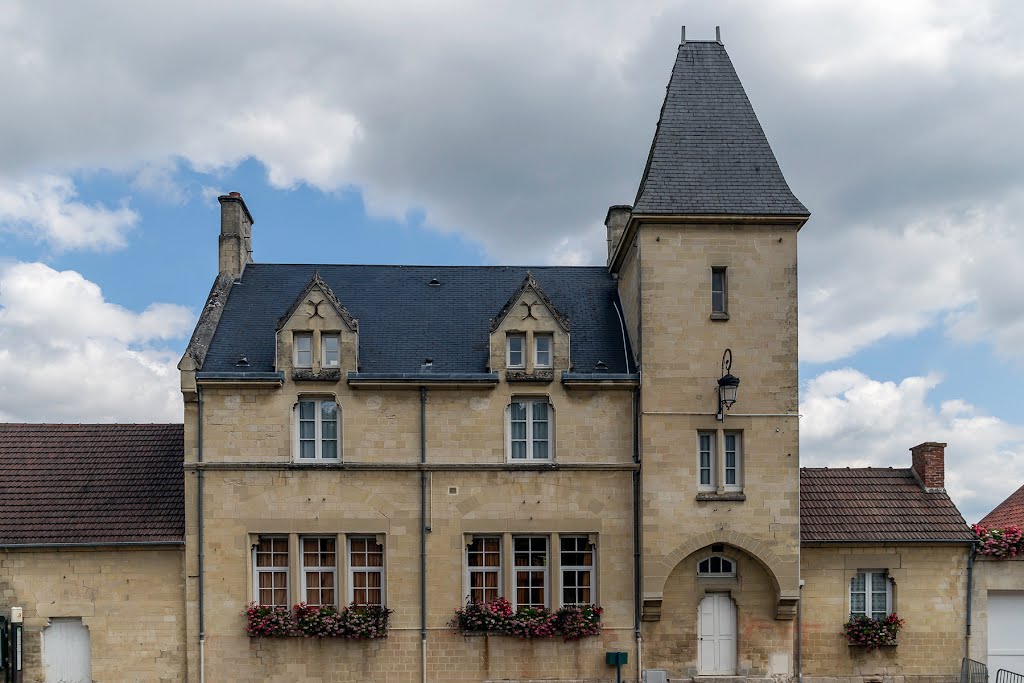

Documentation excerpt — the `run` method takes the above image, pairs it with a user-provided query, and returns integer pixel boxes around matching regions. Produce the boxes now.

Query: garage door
[989,591,1024,677]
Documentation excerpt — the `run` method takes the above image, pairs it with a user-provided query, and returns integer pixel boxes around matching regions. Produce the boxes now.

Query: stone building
[0,33,984,683]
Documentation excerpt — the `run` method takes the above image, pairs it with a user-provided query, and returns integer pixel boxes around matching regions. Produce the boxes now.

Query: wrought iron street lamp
[716,348,740,421]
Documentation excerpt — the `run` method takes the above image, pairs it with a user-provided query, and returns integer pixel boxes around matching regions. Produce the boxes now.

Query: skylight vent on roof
[236,355,250,367]
[428,277,441,287]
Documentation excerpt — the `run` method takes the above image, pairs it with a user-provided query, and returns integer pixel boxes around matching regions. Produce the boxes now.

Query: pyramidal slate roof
[979,482,1024,528]
[800,467,974,543]
[0,424,184,545]
[202,264,633,375]
[633,41,809,217]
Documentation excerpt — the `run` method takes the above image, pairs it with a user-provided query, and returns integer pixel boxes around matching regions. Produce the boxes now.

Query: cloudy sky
[1,1,1022,522]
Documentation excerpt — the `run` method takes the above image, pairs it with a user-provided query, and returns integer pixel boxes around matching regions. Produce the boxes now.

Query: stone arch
[649,530,799,620]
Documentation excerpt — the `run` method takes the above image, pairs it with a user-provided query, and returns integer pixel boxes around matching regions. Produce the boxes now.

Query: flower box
[973,524,1024,559]
[449,597,603,641]
[842,614,904,649]
[243,602,392,639]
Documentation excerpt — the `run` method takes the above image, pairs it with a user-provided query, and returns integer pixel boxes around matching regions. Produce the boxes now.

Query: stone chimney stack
[605,205,632,266]
[218,192,254,279]
[910,442,946,492]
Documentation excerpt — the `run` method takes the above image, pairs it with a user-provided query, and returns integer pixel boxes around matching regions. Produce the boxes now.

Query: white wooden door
[43,618,92,683]
[698,593,736,675]
[989,591,1024,676]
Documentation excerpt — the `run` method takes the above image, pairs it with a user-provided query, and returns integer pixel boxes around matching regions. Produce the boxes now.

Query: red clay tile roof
[800,467,973,543]
[979,483,1024,528]
[0,424,184,545]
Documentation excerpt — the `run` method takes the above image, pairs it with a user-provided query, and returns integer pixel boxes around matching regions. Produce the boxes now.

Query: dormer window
[534,334,552,369]
[507,334,525,369]
[698,555,736,577]
[294,333,313,368]
[322,334,340,367]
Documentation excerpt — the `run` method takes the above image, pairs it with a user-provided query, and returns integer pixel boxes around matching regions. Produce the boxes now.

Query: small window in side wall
[322,334,340,368]
[711,267,728,318]
[534,334,553,368]
[301,536,337,606]
[724,431,742,489]
[560,535,595,605]
[507,333,525,368]
[698,555,736,577]
[850,570,892,619]
[254,536,290,606]
[349,536,385,607]
[296,398,340,461]
[698,431,715,489]
[294,332,313,367]
[508,398,551,461]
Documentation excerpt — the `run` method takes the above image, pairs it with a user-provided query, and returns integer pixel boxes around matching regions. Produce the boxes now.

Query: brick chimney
[605,205,632,266]
[910,442,946,492]
[218,192,254,279]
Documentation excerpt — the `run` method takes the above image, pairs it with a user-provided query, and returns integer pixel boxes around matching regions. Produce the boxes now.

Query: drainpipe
[632,386,643,682]
[797,579,803,683]
[965,541,975,658]
[420,387,428,683]
[197,385,206,683]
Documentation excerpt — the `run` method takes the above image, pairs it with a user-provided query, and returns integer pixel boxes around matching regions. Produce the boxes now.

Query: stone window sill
[293,368,342,381]
[710,311,730,321]
[505,369,554,383]
[696,491,746,502]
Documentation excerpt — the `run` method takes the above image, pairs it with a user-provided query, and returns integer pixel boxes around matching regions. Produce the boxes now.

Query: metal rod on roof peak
[716,26,722,43]
[680,26,685,44]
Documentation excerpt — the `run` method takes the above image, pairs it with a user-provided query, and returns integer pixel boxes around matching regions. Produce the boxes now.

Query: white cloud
[0,262,194,422]
[801,368,1024,523]
[0,175,138,251]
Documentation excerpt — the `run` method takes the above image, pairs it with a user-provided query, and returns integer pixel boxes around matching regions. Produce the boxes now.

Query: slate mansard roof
[0,424,184,546]
[979,482,1024,528]
[633,41,809,217]
[800,467,974,543]
[201,264,634,375]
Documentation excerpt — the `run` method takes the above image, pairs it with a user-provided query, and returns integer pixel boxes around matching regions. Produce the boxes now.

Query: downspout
[197,385,206,683]
[797,579,803,683]
[965,541,975,659]
[420,387,428,683]
[632,385,643,682]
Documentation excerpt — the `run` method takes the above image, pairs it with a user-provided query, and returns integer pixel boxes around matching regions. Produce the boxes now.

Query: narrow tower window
[711,267,728,317]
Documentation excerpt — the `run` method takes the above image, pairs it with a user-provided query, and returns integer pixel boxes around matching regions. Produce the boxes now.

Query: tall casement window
[322,334,340,367]
[508,398,551,460]
[467,537,502,604]
[507,333,525,368]
[301,537,337,606]
[698,432,715,489]
[711,267,728,318]
[296,398,340,461]
[349,536,385,607]
[560,536,594,605]
[850,570,892,619]
[254,537,289,607]
[697,430,742,490]
[294,332,313,367]
[514,536,549,610]
[534,334,553,368]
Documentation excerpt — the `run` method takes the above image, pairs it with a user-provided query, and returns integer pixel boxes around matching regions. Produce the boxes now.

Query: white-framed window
[296,398,340,461]
[560,536,594,605]
[698,431,715,489]
[301,536,337,606]
[534,334,552,368]
[850,570,892,619]
[696,430,742,490]
[724,432,741,488]
[322,334,340,367]
[514,536,549,610]
[467,537,502,604]
[697,555,736,577]
[507,333,525,368]
[712,267,727,314]
[254,537,289,606]
[508,398,551,460]
[348,536,385,607]
[294,332,313,367]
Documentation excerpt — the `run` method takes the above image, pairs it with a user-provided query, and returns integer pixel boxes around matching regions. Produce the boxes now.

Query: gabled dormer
[489,273,569,383]
[276,271,358,381]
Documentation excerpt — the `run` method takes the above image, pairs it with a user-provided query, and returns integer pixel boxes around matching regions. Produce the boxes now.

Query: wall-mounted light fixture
[716,348,740,421]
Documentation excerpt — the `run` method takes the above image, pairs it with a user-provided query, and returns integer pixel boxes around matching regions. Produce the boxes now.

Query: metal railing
[996,670,1024,683]
[961,658,989,683]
